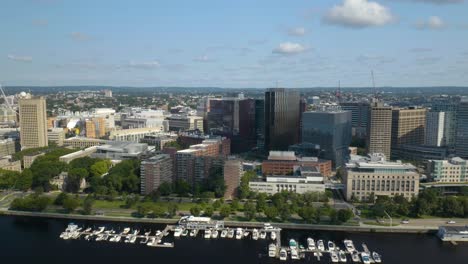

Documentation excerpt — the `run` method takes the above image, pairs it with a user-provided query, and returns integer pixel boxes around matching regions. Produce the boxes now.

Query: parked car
[401,219,410,224]
[447,220,456,224]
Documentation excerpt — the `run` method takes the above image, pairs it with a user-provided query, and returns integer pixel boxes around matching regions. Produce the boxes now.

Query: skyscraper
[367,102,392,158]
[455,97,468,158]
[425,111,446,147]
[19,97,48,149]
[254,99,265,150]
[391,107,427,152]
[264,88,300,152]
[302,110,352,168]
[432,99,459,147]
[140,154,173,195]
[340,102,370,138]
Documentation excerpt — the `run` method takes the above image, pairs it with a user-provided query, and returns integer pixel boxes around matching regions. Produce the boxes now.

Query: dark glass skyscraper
[455,97,468,158]
[301,110,352,168]
[255,99,265,150]
[264,88,300,152]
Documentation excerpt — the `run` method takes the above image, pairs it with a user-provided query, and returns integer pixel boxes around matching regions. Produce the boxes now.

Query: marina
[59,216,385,262]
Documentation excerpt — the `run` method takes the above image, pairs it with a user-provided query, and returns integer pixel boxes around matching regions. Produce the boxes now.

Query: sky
[1,0,468,88]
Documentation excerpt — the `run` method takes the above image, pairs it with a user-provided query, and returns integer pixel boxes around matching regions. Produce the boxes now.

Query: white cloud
[193,55,214,62]
[272,42,308,55]
[415,16,446,30]
[126,61,160,69]
[323,0,394,28]
[70,32,90,41]
[7,54,33,62]
[288,27,307,36]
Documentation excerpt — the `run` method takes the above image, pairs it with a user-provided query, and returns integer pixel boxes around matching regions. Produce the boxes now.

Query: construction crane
[0,84,19,114]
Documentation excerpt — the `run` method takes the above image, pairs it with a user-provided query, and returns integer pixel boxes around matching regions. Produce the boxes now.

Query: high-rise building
[340,102,370,138]
[140,154,173,195]
[254,99,265,150]
[391,107,427,146]
[223,156,243,199]
[167,115,204,132]
[432,99,459,147]
[367,102,392,158]
[264,88,300,152]
[456,97,468,158]
[425,111,446,147]
[19,97,48,149]
[301,110,352,168]
[85,117,106,138]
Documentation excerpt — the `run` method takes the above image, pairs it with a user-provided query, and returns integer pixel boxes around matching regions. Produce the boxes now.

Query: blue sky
[1,0,468,88]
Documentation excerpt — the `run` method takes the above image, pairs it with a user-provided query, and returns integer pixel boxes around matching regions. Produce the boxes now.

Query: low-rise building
[64,137,109,148]
[109,127,165,142]
[59,147,98,164]
[91,142,148,160]
[140,154,173,195]
[262,151,332,177]
[0,138,16,158]
[0,157,21,172]
[249,166,325,195]
[139,134,177,150]
[344,153,420,201]
[167,115,204,132]
[23,152,45,169]
[47,128,65,146]
[427,157,467,183]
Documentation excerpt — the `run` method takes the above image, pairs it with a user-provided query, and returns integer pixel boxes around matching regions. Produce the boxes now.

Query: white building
[427,157,467,183]
[94,108,116,129]
[425,111,446,147]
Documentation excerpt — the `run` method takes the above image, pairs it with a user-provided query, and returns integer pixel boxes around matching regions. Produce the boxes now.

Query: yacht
[129,235,137,244]
[84,234,91,241]
[268,243,277,258]
[211,230,219,239]
[328,241,336,252]
[362,243,370,253]
[144,231,151,236]
[220,229,228,238]
[243,230,250,238]
[270,231,277,240]
[235,228,243,239]
[290,248,300,260]
[307,238,316,251]
[174,227,183,238]
[147,237,156,247]
[317,240,325,251]
[252,229,259,240]
[181,229,189,237]
[122,227,131,235]
[339,250,347,262]
[227,229,235,239]
[279,248,288,261]
[344,239,356,253]
[115,236,121,242]
[109,235,116,242]
[289,239,298,250]
[84,227,92,232]
[94,226,105,234]
[190,229,198,237]
[351,251,361,262]
[260,230,267,239]
[361,252,371,264]
[204,229,212,239]
[330,251,339,263]
[372,252,382,263]
[155,230,162,236]
[65,223,79,232]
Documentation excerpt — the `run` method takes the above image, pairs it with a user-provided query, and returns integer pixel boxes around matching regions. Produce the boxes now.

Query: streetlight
[384,210,392,227]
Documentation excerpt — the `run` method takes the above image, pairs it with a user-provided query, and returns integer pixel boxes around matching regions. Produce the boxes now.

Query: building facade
[262,151,332,177]
[140,154,173,195]
[340,102,370,138]
[425,111,446,147]
[455,97,468,158]
[367,102,392,158]
[427,157,467,183]
[223,157,242,200]
[391,107,427,158]
[19,97,48,149]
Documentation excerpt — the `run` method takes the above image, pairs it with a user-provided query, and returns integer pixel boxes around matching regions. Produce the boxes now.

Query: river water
[1,216,467,264]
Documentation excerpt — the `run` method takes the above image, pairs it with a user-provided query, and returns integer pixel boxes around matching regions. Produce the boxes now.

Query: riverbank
[0,209,438,234]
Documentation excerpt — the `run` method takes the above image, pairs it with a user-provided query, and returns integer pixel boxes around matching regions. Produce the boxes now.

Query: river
[1,216,467,264]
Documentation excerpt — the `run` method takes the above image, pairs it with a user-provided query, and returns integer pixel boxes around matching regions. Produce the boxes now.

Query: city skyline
[1,0,468,88]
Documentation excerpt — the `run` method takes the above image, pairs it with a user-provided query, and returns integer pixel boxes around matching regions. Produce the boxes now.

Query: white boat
[190,229,197,237]
[252,229,259,240]
[279,248,288,261]
[243,231,250,237]
[140,236,149,244]
[174,227,183,238]
[84,234,90,241]
[220,229,228,238]
[372,252,382,263]
[260,231,267,239]
[235,228,243,239]
[330,251,339,263]
[290,248,300,260]
[328,241,336,252]
[155,230,162,236]
[204,229,212,239]
[84,227,92,232]
[307,238,316,251]
[228,229,235,238]
[289,239,298,250]
[144,231,151,236]
[182,229,189,237]
[129,235,137,243]
[115,235,121,242]
[361,252,371,264]
[147,237,156,246]
[109,236,116,242]
[268,243,277,258]
[351,251,361,262]
[122,227,131,234]
[94,226,105,234]
[271,231,277,240]
[65,223,79,232]
[264,223,273,229]
[339,250,347,262]
[212,230,219,239]
[317,240,325,251]
[344,239,356,253]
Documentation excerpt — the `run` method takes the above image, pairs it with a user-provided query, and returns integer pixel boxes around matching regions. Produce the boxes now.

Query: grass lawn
[93,200,126,209]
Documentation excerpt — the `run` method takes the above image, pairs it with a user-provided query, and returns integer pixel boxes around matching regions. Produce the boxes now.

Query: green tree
[238,171,255,199]
[219,205,231,219]
[337,209,353,223]
[190,205,202,216]
[10,194,50,211]
[90,160,112,177]
[212,199,222,210]
[298,206,317,223]
[204,205,214,217]
[65,168,88,193]
[151,205,166,218]
[82,195,94,215]
[137,203,152,217]
[243,202,257,220]
[230,199,240,212]
[264,206,279,221]
[256,193,267,212]
[158,182,173,196]
[16,169,33,191]
[175,180,191,196]
[54,192,69,206]
[167,203,179,217]
[62,196,80,213]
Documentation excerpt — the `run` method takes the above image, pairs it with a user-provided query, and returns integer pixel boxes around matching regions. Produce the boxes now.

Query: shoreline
[0,209,438,234]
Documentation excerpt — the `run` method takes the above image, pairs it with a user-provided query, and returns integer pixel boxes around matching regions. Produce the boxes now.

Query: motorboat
[339,250,347,262]
[227,229,235,239]
[260,230,267,239]
[235,228,243,239]
[307,238,316,251]
[174,227,183,238]
[330,251,339,263]
[344,239,356,253]
[372,252,382,263]
[211,230,219,239]
[361,252,371,264]
[328,241,336,252]
[289,239,298,250]
[317,240,325,251]
[204,229,212,239]
[243,231,250,237]
[279,248,287,261]
[351,251,361,262]
[181,229,189,237]
[190,229,198,237]
[220,229,228,238]
[252,229,259,240]
[271,231,277,240]
[122,227,131,235]
[268,243,277,257]
[290,248,300,260]
[146,237,156,247]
